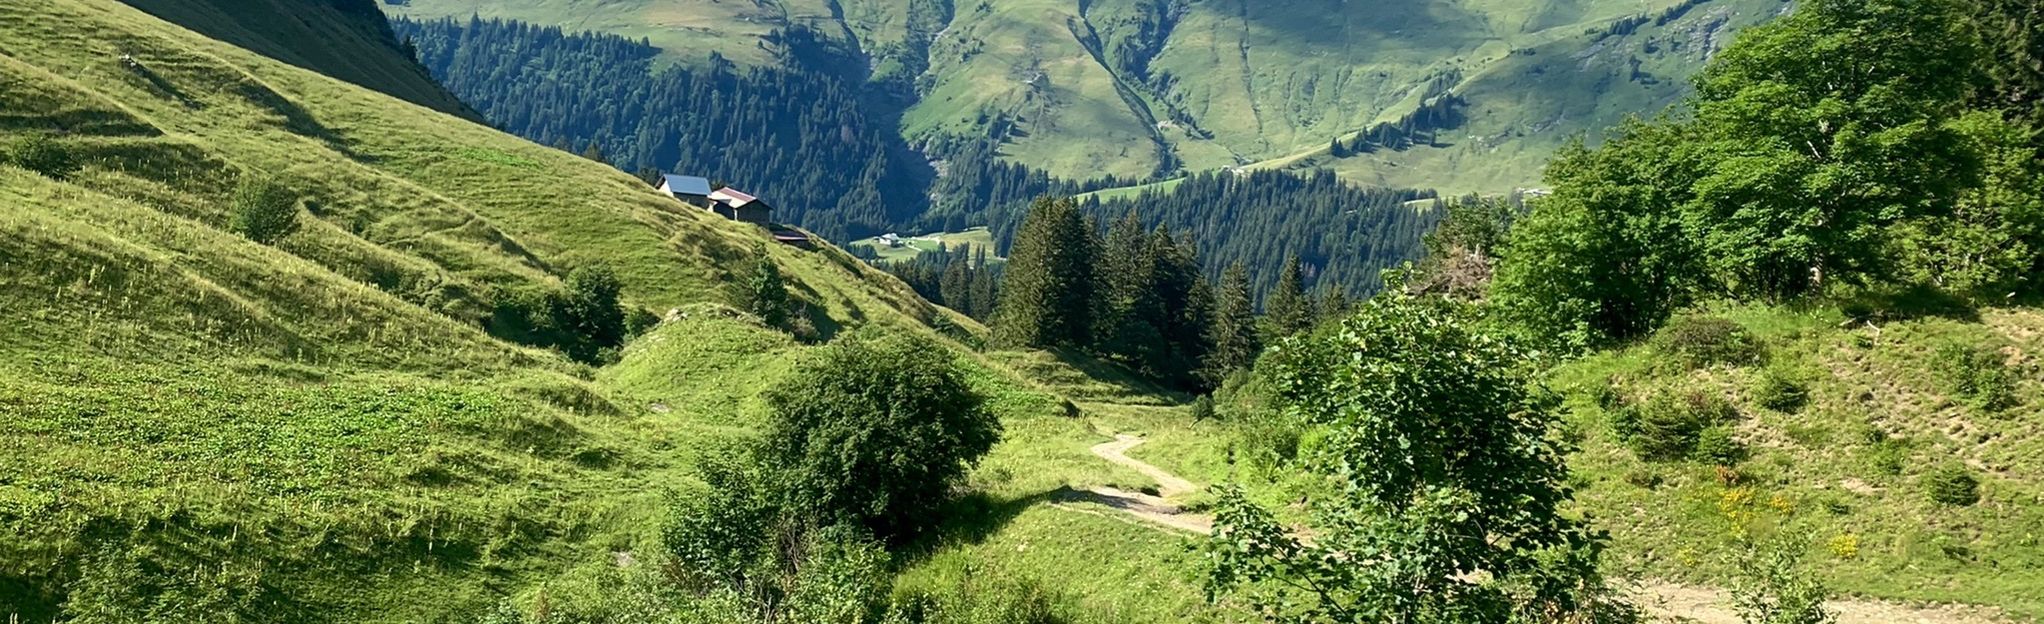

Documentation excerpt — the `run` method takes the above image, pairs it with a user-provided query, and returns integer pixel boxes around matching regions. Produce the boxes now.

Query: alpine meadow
[2,0,2042,623]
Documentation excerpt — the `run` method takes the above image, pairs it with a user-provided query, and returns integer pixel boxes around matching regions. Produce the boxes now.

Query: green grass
[847,226,1003,263]
[1548,303,2044,619]
[1074,177,1186,202]
[0,0,1081,619]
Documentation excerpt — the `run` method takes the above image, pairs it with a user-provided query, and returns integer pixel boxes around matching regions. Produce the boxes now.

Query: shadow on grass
[1043,347,1188,403]
[899,488,1061,562]
[1836,283,1982,323]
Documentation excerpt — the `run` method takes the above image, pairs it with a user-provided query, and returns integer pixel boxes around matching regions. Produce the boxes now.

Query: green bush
[1728,534,1835,624]
[1925,464,1982,506]
[1932,341,2018,413]
[6,133,78,178]
[1233,410,1303,474]
[762,335,1001,540]
[1622,468,1664,489]
[1865,442,1907,476]
[1190,394,1216,421]
[743,249,792,329]
[1692,425,1747,465]
[1752,367,1810,413]
[623,306,661,337]
[1652,316,1762,368]
[485,266,632,365]
[1615,391,1739,462]
[227,176,300,245]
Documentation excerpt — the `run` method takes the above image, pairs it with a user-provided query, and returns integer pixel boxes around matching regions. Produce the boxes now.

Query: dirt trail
[1050,434,1214,534]
[1635,583,2013,624]
[1054,435,2011,623]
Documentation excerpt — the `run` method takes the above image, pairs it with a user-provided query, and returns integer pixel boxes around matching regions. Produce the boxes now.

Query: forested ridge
[394,17,926,239]
[392,17,1445,296]
[1080,170,1439,299]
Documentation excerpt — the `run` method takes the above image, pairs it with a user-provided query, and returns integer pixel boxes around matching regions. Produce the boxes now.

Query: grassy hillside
[1254,0,1786,193]
[0,0,1043,618]
[119,0,478,119]
[1551,303,2044,619]
[0,2,1259,620]
[381,0,1781,191]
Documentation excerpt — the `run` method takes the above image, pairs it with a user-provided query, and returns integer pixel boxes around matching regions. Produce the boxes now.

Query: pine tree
[1264,254,1312,339]
[1316,286,1351,323]
[1152,229,1212,387]
[1097,211,1167,370]
[994,198,1096,348]
[939,243,971,310]
[969,246,998,320]
[1205,263,1261,383]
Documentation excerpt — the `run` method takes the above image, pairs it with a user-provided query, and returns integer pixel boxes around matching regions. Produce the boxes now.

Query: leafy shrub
[1865,442,1907,476]
[228,176,300,244]
[1693,425,1747,465]
[762,335,1001,540]
[1728,534,1835,624]
[1932,341,2017,412]
[623,306,660,337]
[1590,375,1625,410]
[1752,367,1810,413]
[1233,410,1303,474]
[743,249,792,329]
[1652,316,1762,368]
[1622,468,1663,489]
[1924,464,1981,506]
[1615,391,1739,462]
[6,133,78,178]
[1190,394,1216,421]
[486,266,637,365]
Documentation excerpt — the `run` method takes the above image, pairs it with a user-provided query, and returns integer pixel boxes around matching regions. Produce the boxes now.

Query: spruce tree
[1264,254,1312,339]
[939,243,971,310]
[1153,228,1213,386]
[1205,263,1261,383]
[993,198,1096,348]
[1098,211,1167,370]
[1316,286,1351,323]
[969,246,998,320]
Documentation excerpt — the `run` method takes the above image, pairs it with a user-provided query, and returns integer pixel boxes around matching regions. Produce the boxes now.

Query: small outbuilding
[658,174,715,208]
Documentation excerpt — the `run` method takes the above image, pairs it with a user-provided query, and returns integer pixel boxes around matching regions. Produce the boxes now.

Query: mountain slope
[0,0,995,619]
[118,0,479,119]
[383,0,1784,190]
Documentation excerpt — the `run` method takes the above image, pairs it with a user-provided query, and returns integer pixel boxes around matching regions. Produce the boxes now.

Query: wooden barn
[709,187,772,225]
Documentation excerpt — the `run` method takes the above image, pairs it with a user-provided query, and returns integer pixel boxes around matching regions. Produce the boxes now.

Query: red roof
[709,187,760,208]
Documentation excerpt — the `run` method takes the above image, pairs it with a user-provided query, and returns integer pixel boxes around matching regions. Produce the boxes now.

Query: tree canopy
[1206,295,1618,623]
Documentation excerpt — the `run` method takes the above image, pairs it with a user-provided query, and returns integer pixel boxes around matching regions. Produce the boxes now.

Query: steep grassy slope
[1552,303,2044,619]
[382,0,1781,190]
[118,0,478,118]
[0,3,1250,620]
[0,0,997,619]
